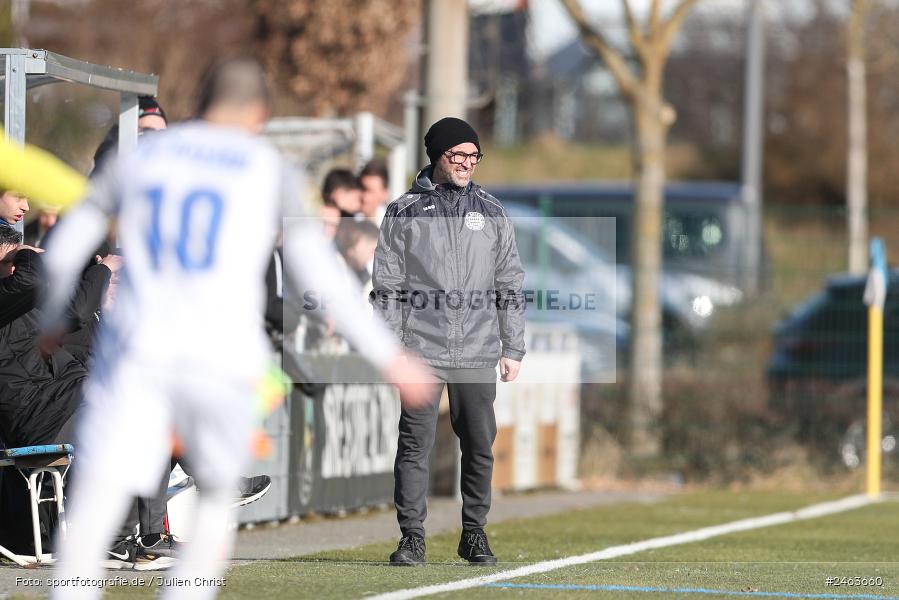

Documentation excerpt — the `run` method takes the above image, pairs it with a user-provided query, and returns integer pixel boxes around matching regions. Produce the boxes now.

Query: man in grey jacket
[371,117,526,566]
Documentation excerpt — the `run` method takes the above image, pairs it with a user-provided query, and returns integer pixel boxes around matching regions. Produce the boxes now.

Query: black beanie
[138,96,167,124]
[424,117,480,164]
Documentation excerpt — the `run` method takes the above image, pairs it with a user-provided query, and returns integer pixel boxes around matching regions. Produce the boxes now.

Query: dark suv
[767,271,899,467]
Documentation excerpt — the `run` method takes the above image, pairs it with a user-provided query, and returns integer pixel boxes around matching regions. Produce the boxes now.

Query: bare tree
[560,0,698,457]
[254,0,420,117]
[25,0,420,121]
[847,0,867,274]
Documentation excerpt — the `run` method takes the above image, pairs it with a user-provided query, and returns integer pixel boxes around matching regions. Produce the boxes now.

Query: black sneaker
[138,533,183,560]
[233,475,272,508]
[388,535,426,566]
[133,543,177,571]
[102,537,135,570]
[458,528,497,565]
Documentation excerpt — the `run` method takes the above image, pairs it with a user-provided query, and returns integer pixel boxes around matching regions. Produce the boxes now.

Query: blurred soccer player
[42,57,434,600]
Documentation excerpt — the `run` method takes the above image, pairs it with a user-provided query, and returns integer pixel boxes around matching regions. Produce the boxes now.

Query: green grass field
[6,491,896,598]
[85,490,899,599]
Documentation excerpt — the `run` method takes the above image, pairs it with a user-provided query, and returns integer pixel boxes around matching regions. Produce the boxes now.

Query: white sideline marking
[369,494,878,600]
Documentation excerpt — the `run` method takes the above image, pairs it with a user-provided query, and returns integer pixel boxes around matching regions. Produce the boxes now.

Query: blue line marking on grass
[482,583,899,599]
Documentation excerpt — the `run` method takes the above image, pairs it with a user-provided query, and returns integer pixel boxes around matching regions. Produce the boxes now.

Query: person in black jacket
[0,228,116,448]
[372,118,526,567]
[0,227,118,556]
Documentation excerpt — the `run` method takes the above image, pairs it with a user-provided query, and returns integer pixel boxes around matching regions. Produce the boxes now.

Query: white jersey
[42,121,397,380]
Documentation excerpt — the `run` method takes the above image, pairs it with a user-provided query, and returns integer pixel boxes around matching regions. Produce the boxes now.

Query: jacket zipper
[446,187,462,368]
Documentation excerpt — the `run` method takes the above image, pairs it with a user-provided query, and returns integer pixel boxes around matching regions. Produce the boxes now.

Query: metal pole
[494,76,519,147]
[4,52,27,235]
[740,0,765,296]
[353,111,375,171]
[847,0,868,274]
[118,93,139,155]
[403,89,421,172]
[388,143,407,201]
[3,54,26,145]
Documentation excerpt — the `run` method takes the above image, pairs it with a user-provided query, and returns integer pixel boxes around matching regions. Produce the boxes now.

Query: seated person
[0,189,28,230]
[0,231,181,565]
[0,228,113,448]
[0,227,117,556]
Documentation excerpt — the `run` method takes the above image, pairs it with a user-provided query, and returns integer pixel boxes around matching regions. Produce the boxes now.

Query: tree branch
[621,0,648,62]
[560,0,639,96]
[649,0,662,37]
[659,0,700,58]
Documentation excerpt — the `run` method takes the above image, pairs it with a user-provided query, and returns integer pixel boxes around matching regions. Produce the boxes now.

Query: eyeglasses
[444,151,485,165]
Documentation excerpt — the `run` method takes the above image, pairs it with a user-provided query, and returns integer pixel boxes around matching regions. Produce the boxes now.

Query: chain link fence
[579,204,899,489]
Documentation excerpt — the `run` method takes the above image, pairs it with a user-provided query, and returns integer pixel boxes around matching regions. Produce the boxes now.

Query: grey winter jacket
[370,167,526,369]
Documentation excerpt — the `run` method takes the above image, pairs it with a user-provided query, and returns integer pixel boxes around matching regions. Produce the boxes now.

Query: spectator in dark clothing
[0,228,116,556]
[92,96,168,175]
[0,232,166,563]
[321,168,363,217]
[0,230,114,448]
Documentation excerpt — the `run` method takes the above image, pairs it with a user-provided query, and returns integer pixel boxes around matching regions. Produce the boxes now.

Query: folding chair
[0,444,74,566]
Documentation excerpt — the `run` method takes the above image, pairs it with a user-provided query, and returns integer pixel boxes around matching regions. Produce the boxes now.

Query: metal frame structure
[1,48,158,231]
[264,112,409,202]
[0,444,74,567]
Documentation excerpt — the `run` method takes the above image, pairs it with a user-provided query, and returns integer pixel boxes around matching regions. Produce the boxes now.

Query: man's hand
[37,327,66,360]
[499,357,521,382]
[383,351,438,410]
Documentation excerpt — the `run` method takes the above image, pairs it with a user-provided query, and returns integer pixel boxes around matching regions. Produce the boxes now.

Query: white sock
[162,491,235,600]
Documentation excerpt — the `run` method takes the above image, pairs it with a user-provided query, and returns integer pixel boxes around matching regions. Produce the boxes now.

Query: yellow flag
[0,136,87,210]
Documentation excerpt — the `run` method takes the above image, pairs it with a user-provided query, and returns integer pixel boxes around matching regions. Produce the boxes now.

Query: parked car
[767,271,899,467]
[505,202,743,373]
[492,181,764,294]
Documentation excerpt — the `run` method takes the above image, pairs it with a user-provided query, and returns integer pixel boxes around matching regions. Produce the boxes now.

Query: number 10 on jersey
[145,187,224,270]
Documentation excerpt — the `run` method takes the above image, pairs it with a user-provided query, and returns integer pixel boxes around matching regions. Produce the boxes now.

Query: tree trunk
[423,0,469,127]
[847,0,867,275]
[0,1,12,47]
[629,88,668,458]
[556,0,696,460]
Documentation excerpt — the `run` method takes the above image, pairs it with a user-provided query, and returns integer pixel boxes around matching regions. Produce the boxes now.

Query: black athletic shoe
[458,528,497,565]
[233,475,272,507]
[138,533,183,560]
[389,535,426,566]
[103,537,135,570]
[132,543,177,571]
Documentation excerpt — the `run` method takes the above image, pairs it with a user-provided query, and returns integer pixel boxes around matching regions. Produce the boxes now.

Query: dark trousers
[394,367,497,538]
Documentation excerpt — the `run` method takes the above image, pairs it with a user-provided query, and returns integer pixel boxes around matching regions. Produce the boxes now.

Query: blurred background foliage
[7,0,899,210]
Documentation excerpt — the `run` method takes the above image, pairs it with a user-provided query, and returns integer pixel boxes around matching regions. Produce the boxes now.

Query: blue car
[767,271,899,467]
